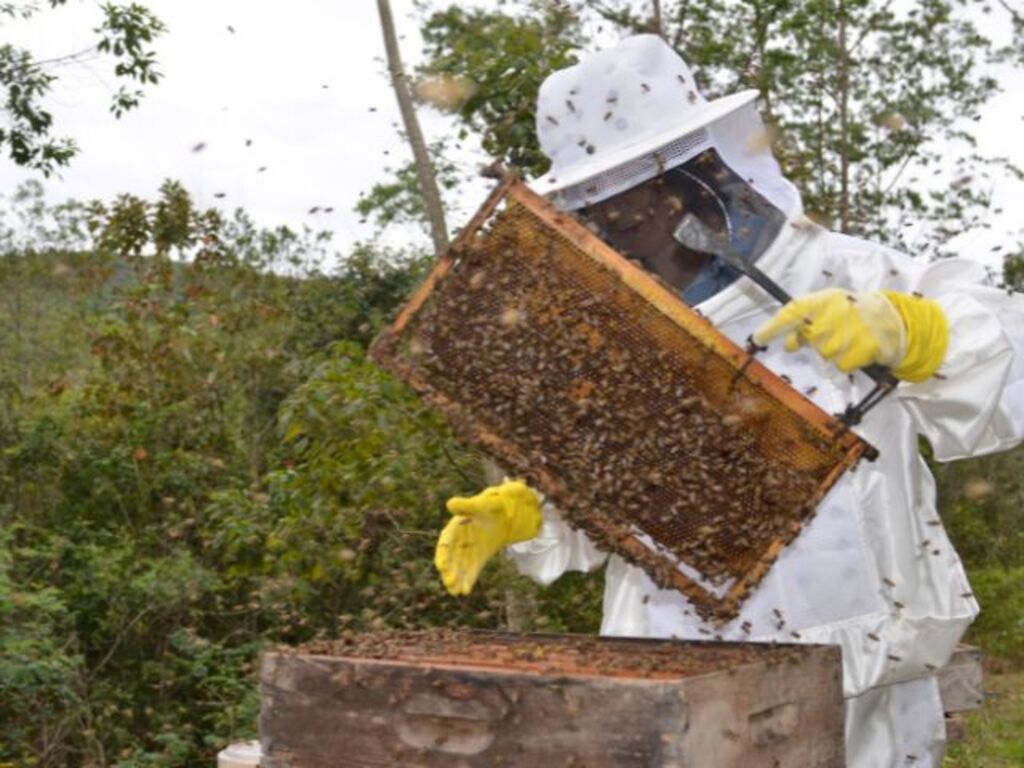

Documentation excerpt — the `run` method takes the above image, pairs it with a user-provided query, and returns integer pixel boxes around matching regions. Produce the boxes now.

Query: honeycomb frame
[371,177,875,622]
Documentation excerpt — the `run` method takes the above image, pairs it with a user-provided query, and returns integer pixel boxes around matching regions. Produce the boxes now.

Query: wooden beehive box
[259,630,844,767]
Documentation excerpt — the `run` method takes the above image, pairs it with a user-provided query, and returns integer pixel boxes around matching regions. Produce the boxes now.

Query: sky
[6,0,473,251]
[5,1,1023,272]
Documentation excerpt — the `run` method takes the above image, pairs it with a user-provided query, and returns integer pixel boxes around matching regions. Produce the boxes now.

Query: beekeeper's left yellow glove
[435,480,542,596]
[753,288,948,383]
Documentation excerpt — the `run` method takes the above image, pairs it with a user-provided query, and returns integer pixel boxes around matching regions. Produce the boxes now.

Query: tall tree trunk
[836,0,851,233]
[376,0,450,254]
[652,0,664,38]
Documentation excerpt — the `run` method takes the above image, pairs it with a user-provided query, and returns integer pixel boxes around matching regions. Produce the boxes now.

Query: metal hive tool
[371,177,876,623]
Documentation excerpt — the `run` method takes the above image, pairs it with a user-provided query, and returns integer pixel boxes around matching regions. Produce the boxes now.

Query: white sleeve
[886,257,1024,461]
[505,500,608,585]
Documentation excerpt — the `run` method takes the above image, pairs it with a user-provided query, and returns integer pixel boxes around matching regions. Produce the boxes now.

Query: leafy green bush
[0,183,602,765]
[965,567,1024,665]
[932,443,1024,664]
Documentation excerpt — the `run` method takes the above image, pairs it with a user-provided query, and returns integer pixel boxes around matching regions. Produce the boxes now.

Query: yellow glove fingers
[435,516,485,596]
[446,491,503,518]
[456,518,484,595]
[754,289,842,346]
[834,344,878,373]
[753,300,811,345]
[434,518,461,595]
[758,287,946,383]
[435,480,543,597]
[500,481,543,542]
[813,320,861,363]
[799,294,844,346]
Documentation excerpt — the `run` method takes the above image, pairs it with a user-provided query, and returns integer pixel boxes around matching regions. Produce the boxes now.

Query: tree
[354,138,460,233]
[353,2,582,234]
[0,181,605,764]
[377,0,450,255]
[1,1,164,174]
[419,3,583,178]
[409,0,1020,261]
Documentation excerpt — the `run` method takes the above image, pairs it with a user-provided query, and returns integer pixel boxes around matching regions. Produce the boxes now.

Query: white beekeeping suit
[505,34,1024,767]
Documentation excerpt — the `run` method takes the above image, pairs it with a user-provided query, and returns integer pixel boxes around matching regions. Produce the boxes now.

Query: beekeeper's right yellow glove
[435,480,542,596]
[753,288,948,382]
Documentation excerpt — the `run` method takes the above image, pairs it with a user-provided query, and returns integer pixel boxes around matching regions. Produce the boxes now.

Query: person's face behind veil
[580,169,720,295]
[579,149,785,297]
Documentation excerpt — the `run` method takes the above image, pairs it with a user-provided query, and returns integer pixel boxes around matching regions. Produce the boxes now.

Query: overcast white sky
[5,0,473,251]
[5,1,1023,271]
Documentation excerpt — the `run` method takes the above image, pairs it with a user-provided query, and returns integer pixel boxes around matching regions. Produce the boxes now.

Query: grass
[944,671,1024,767]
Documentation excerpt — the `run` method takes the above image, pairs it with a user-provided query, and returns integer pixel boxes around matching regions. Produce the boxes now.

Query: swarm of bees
[302,628,796,679]
[373,188,869,623]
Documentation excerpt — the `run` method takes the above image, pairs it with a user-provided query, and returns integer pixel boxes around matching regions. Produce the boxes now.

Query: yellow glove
[435,480,542,596]
[753,288,948,383]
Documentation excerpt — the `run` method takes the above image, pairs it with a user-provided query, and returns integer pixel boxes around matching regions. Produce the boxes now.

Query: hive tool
[673,213,897,428]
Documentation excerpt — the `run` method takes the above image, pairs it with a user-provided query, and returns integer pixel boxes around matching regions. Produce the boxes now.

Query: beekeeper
[434,35,1024,767]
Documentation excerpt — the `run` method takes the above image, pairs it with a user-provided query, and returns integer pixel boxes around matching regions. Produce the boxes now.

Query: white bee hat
[534,34,759,211]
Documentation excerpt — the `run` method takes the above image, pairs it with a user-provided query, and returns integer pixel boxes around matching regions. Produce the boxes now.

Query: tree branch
[997,0,1023,25]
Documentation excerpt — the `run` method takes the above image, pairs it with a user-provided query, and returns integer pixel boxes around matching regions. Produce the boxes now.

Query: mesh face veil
[676,149,787,266]
[577,148,788,306]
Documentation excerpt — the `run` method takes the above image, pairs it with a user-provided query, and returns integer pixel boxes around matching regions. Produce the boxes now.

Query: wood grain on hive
[260,630,845,768]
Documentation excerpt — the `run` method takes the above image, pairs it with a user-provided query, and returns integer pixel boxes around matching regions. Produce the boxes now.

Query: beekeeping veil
[533,35,800,299]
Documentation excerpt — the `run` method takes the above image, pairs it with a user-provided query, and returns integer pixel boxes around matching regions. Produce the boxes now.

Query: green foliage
[966,568,1024,664]
[354,140,461,232]
[400,0,1019,261]
[354,2,581,232]
[419,3,583,177]
[0,529,84,767]
[1004,247,1024,292]
[944,672,1024,767]
[0,182,356,764]
[0,183,602,764]
[575,0,1015,253]
[0,1,164,173]
[935,446,1024,571]
[931,443,1024,661]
